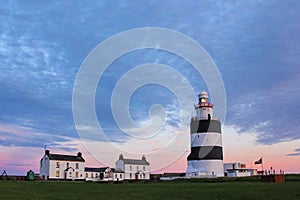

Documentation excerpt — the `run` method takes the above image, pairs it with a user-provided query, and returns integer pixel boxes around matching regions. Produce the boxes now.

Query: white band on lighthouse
[190,132,222,147]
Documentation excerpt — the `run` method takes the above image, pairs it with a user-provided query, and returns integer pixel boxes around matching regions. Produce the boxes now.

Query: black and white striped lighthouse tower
[186,91,224,177]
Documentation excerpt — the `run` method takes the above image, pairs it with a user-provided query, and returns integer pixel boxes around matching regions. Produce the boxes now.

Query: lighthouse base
[186,160,224,177]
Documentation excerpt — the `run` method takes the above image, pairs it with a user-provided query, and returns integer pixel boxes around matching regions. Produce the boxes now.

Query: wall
[39,155,50,180]
[123,164,150,180]
[49,160,85,180]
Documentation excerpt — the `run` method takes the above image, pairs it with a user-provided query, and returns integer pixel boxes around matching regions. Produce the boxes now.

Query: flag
[255,158,262,165]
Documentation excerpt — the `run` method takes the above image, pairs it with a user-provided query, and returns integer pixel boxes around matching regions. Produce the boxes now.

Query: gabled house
[85,167,124,182]
[40,150,85,180]
[115,154,150,180]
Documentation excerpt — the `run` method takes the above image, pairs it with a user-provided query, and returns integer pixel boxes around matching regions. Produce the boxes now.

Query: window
[115,174,117,179]
[120,174,122,178]
[56,162,60,168]
[91,173,94,178]
[66,162,69,168]
[76,163,79,169]
[85,173,88,178]
[143,174,145,178]
[56,170,59,177]
[76,171,79,178]
[129,173,132,178]
[130,165,132,171]
[143,166,145,171]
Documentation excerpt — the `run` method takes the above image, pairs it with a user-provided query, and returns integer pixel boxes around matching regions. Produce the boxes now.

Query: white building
[115,154,150,180]
[40,150,85,180]
[224,162,257,177]
[186,91,224,177]
[85,167,124,182]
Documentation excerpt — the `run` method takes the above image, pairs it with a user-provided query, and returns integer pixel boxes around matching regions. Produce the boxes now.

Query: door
[100,173,104,180]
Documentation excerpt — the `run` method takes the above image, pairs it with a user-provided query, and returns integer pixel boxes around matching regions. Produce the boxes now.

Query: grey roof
[112,168,124,173]
[48,154,85,162]
[123,159,149,165]
[85,167,124,173]
[43,150,85,162]
[85,167,106,172]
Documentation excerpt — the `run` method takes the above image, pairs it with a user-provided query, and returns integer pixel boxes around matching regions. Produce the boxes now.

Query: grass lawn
[0,181,299,200]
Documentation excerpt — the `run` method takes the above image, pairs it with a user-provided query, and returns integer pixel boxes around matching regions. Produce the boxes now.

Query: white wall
[190,132,222,147]
[116,160,124,172]
[123,164,150,180]
[48,160,85,180]
[196,107,213,120]
[40,155,50,180]
[186,160,224,177]
[113,172,124,181]
[85,171,101,179]
[227,170,251,177]
[85,171,125,182]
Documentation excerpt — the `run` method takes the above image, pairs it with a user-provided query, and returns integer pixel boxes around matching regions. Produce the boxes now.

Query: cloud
[222,125,300,173]
[6,163,32,167]
[226,79,300,144]
[286,148,300,157]
[77,100,191,171]
[1,0,300,174]
[0,123,79,151]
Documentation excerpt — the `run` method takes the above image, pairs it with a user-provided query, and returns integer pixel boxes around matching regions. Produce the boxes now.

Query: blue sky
[1,0,300,174]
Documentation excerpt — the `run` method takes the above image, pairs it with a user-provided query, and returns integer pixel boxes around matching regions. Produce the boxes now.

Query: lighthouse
[186,91,224,177]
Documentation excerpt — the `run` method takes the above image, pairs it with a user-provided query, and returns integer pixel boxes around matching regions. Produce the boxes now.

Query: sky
[0,0,300,175]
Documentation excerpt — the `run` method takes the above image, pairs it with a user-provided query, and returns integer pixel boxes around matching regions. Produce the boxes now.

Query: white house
[85,167,124,182]
[224,162,257,177]
[40,150,85,180]
[115,154,150,180]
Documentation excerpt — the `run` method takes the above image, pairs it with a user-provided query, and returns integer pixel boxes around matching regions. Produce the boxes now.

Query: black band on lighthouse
[190,119,221,133]
[187,146,223,160]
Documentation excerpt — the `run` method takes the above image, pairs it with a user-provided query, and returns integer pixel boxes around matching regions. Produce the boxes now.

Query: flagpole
[255,157,263,175]
[261,157,264,174]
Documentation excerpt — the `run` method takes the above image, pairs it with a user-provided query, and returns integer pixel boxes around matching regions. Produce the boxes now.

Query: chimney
[45,150,50,156]
[77,152,82,157]
[142,155,146,161]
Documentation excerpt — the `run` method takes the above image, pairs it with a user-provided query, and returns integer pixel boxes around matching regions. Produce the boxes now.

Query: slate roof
[44,150,85,162]
[47,154,85,162]
[123,159,149,165]
[112,168,124,173]
[84,167,106,172]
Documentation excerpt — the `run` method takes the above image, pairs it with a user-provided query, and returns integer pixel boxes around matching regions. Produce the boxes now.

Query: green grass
[0,180,299,200]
